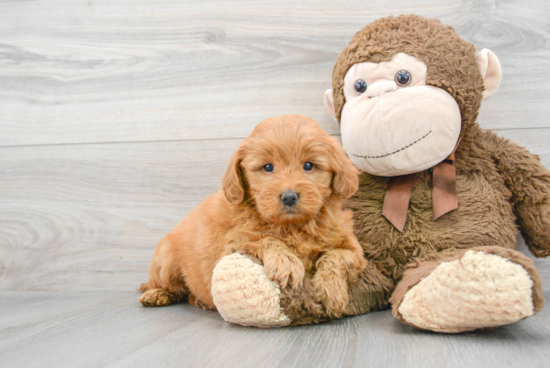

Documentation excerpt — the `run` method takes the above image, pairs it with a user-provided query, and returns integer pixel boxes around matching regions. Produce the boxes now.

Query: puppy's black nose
[280,190,299,206]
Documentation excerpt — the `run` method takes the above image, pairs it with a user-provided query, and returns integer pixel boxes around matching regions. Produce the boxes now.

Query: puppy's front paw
[263,250,305,289]
[313,275,349,317]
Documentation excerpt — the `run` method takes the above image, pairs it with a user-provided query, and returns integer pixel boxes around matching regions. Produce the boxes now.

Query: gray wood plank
[1,129,549,292]
[0,291,202,367]
[1,0,549,147]
[0,138,240,291]
[0,291,128,348]
[0,291,549,368]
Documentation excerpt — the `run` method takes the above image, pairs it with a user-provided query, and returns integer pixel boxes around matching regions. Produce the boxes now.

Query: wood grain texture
[1,1,550,362]
[0,139,239,290]
[0,291,549,368]
[0,0,549,147]
[1,129,549,292]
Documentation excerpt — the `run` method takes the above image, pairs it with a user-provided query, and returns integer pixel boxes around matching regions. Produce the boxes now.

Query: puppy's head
[222,115,359,225]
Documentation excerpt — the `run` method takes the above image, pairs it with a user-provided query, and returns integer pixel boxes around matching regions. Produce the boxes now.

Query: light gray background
[1,0,550,367]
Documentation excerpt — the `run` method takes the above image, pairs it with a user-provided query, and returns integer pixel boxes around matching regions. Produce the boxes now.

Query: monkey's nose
[366,81,397,97]
[280,190,299,207]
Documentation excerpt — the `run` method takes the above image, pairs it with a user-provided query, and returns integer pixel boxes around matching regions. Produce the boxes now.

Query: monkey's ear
[324,89,338,122]
[221,149,245,204]
[476,49,502,101]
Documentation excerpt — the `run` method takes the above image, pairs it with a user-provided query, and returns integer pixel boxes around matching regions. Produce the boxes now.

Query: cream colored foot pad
[212,252,291,328]
[398,250,534,332]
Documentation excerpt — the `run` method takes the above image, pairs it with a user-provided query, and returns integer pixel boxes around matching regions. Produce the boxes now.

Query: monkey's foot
[391,247,544,333]
[211,252,291,327]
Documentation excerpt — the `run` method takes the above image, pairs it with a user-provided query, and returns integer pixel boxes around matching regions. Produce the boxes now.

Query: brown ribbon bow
[382,139,461,232]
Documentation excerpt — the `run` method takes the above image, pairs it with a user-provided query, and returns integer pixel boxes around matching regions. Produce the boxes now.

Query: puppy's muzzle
[280,190,299,207]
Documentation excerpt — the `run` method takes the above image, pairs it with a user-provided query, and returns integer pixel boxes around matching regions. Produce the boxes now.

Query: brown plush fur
[276,15,550,326]
[139,114,366,317]
[331,15,483,137]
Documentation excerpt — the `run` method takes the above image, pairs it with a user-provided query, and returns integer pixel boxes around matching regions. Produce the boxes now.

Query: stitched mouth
[350,130,432,159]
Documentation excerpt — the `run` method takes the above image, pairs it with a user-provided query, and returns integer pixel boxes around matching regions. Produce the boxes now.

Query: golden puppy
[139,114,365,316]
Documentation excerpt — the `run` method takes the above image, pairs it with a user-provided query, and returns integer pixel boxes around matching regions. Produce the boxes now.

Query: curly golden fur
[139,114,365,316]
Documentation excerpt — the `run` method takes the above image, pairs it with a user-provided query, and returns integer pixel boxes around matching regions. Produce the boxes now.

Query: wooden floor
[2,0,550,366]
[0,290,549,368]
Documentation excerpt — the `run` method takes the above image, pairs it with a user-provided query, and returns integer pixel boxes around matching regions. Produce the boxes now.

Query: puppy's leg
[236,237,305,289]
[188,294,217,310]
[139,289,177,307]
[313,248,366,317]
[139,235,189,307]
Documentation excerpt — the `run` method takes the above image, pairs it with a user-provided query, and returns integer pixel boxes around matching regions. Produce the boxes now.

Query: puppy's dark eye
[395,70,411,86]
[263,163,274,173]
[303,162,314,171]
[354,79,367,94]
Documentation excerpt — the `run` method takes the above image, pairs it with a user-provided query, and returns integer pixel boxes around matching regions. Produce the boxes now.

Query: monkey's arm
[279,257,394,325]
[492,134,550,257]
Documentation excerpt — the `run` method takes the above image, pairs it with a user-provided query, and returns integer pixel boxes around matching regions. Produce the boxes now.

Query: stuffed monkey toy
[210,14,549,332]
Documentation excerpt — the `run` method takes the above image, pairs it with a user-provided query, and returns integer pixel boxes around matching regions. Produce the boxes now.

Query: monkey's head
[324,15,502,176]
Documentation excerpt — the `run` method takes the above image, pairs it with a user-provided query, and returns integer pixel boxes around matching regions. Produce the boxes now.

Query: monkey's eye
[395,70,411,86]
[263,163,274,173]
[354,79,367,94]
[303,162,314,171]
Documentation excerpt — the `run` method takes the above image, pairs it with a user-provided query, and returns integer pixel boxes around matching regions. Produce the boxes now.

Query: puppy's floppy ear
[329,137,359,199]
[222,148,245,204]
